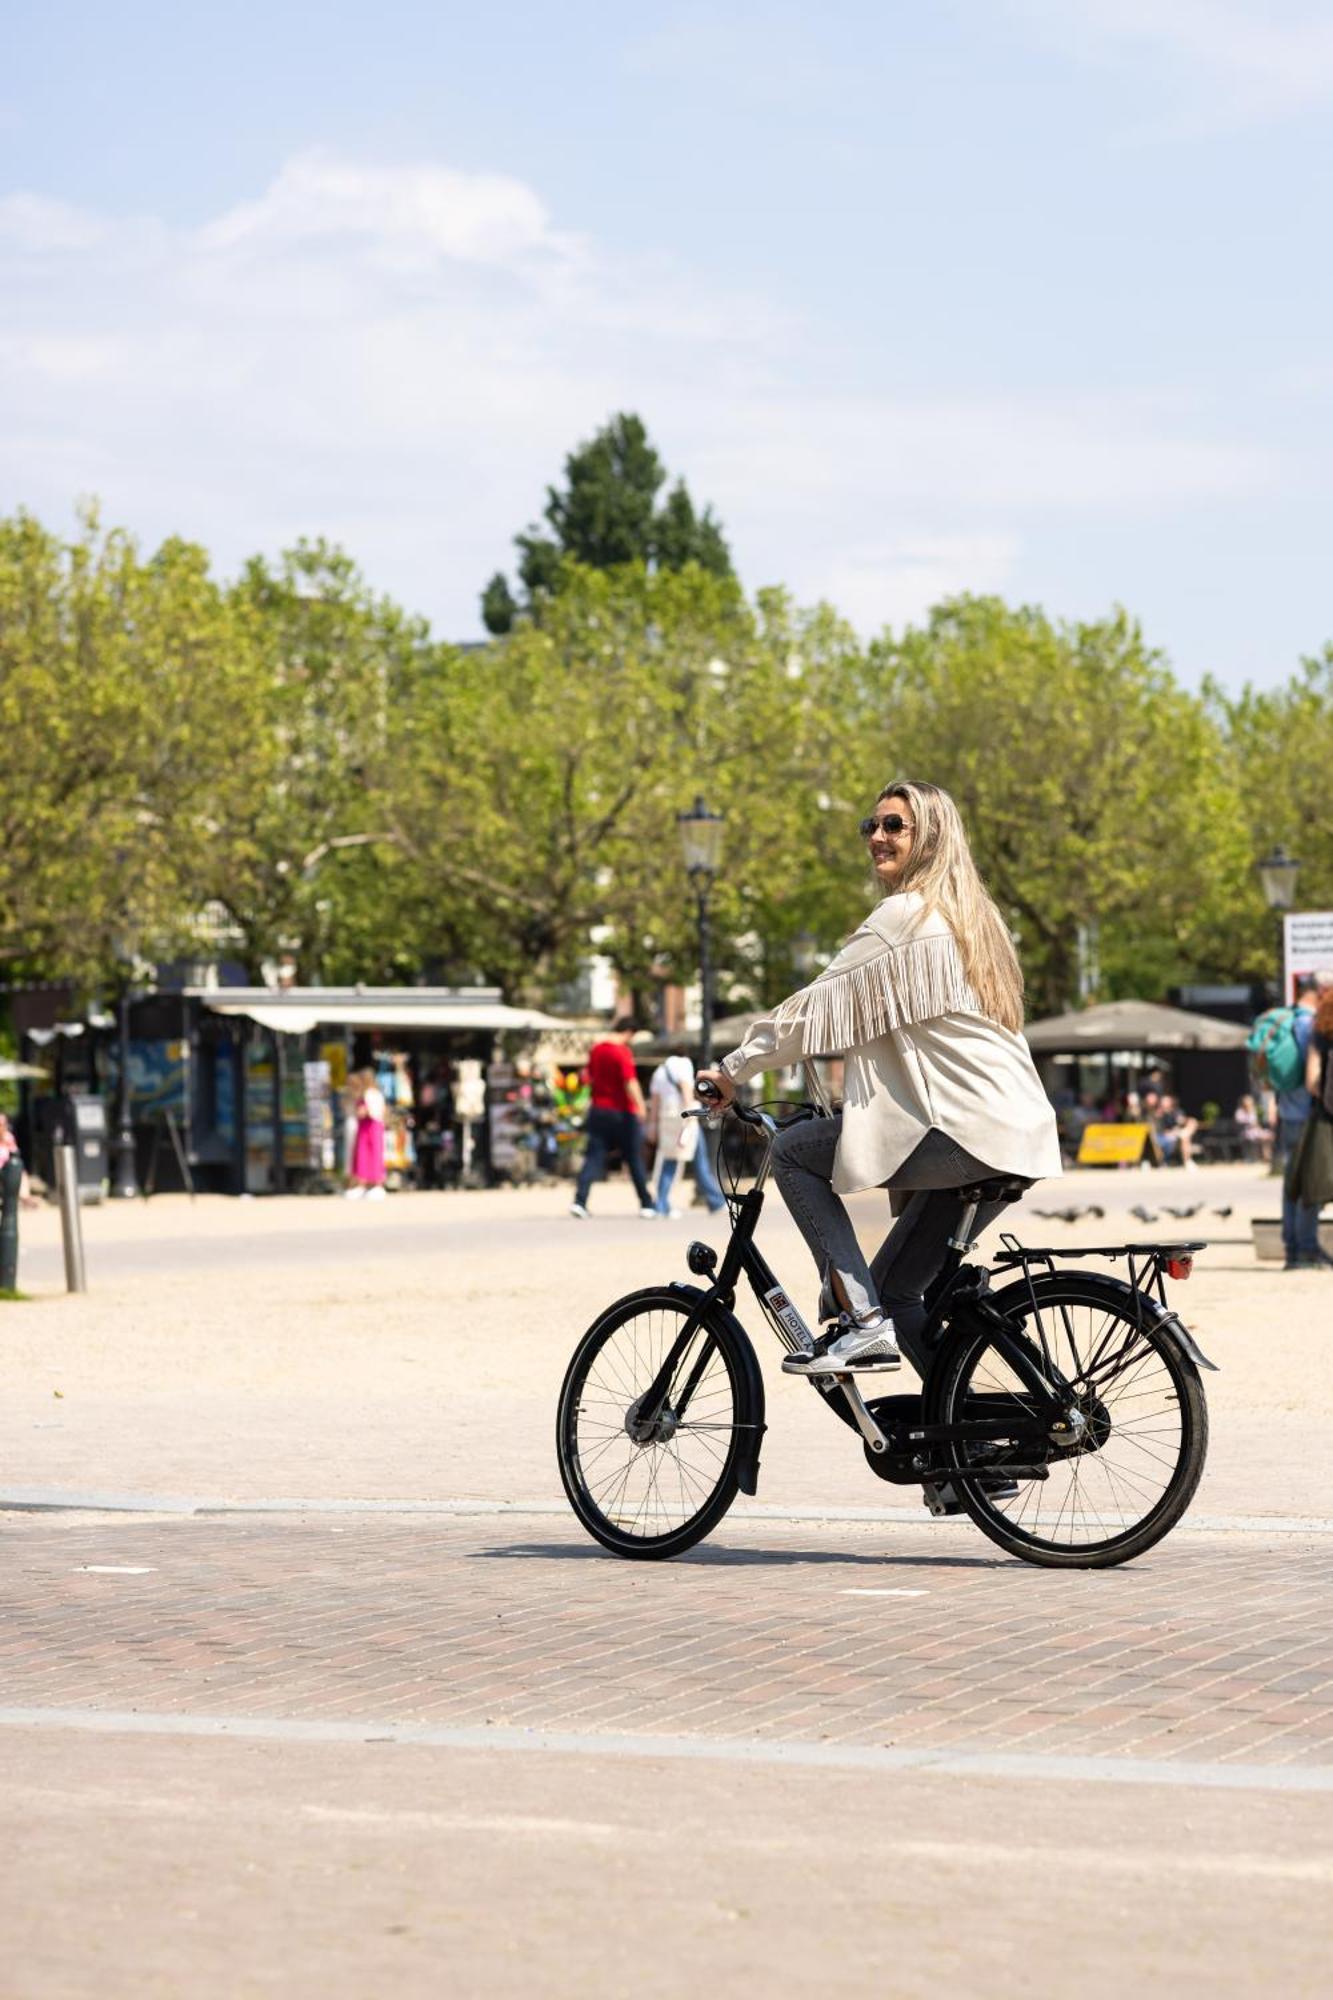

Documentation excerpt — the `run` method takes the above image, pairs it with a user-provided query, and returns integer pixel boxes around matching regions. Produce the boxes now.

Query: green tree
[867,598,1246,1015]
[394,560,876,1010]
[202,540,438,982]
[481,413,734,631]
[1208,649,1333,983]
[0,508,265,987]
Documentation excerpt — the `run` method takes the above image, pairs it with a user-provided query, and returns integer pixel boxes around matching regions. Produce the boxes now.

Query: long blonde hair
[878,779,1025,1032]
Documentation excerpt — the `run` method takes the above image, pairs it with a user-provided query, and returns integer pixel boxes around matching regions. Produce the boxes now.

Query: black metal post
[271,1030,287,1195]
[0,1154,21,1292]
[1276,911,1288,1007]
[696,880,715,1072]
[109,987,139,1199]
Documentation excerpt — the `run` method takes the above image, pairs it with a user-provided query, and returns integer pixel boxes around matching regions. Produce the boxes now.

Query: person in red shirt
[570,1018,657,1219]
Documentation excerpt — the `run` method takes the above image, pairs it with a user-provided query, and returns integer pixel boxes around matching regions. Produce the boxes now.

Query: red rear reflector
[1166,1255,1194,1281]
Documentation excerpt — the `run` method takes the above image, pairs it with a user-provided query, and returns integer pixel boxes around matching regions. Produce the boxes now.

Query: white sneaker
[343,1186,364,1200]
[366,1185,386,1201]
[782,1316,901,1375]
[569,1202,589,1220]
[639,1206,659,1219]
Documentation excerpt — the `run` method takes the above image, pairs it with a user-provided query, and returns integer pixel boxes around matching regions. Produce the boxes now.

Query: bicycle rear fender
[664,1280,768,1495]
[923,1270,1216,1431]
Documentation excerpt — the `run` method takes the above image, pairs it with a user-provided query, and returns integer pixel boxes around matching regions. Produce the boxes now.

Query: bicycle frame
[634,1103,1070,1468]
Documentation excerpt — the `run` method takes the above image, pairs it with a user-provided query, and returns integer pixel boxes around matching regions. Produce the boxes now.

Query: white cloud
[808,534,1021,637]
[0,149,1275,636]
[1010,0,1333,130]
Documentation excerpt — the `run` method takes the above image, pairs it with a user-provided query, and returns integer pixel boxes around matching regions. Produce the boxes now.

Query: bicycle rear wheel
[937,1274,1208,1569]
[557,1288,751,1559]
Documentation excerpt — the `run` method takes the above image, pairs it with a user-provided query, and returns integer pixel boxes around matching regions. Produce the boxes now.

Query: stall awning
[1023,999,1249,1054]
[190,987,571,1037]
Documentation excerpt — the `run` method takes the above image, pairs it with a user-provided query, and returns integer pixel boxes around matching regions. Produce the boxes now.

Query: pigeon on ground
[1086,1205,1105,1219]
[1162,1203,1203,1219]
[1212,1205,1233,1219]
[1130,1204,1158,1223]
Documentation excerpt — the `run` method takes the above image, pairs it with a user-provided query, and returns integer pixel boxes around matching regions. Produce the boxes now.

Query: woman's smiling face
[864,794,915,890]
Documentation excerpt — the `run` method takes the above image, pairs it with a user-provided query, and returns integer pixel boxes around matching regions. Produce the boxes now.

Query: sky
[3,0,1332,688]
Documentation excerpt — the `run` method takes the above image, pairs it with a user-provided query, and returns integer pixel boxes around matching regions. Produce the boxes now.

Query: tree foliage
[868,599,1249,1015]
[481,413,734,632]
[4,502,1328,1022]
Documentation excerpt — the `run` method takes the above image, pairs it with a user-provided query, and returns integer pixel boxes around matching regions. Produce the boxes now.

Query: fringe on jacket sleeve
[721,926,980,1080]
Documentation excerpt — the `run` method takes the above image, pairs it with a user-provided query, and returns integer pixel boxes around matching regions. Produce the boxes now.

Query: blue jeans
[574,1108,652,1210]
[655,1155,680,1213]
[770,1116,1008,1374]
[1280,1117,1319,1263]
[690,1130,727,1212]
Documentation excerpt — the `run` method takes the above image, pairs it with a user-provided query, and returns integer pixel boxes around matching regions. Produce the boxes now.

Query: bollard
[53,1143,87,1293]
[0,1154,20,1292]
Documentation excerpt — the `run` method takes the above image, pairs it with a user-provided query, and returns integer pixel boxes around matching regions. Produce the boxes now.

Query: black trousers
[574,1108,653,1209]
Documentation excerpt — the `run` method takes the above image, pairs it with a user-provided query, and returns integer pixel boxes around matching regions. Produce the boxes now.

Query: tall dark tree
[481,413,734,631]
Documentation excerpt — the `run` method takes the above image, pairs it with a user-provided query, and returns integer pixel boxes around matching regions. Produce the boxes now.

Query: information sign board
[1077,1122,1153,1166]
[1284,912,1333,1003]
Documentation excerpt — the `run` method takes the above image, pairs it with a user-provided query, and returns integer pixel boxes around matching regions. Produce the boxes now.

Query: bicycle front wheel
[938,1274,1208,1569]
[557,1288,752,1559]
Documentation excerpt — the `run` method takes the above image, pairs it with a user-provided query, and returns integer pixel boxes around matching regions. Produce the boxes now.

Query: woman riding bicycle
[698,779,1061,1377]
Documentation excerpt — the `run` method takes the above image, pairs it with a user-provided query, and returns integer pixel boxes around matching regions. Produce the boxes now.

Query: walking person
[647,1043,700,1217]
[1283,984,1333,1270]
[1257,978,1320,1173]
[345,1068,388,1201]
[698,779,1061,1376]
[570,1019,656,1220]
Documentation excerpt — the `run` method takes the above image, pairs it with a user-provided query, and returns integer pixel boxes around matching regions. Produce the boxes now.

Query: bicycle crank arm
[828,1374,891,1455]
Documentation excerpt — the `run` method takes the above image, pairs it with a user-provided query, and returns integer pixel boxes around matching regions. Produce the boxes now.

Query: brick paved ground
[5,1511,1333,1769]
[5,1176,1333,1994]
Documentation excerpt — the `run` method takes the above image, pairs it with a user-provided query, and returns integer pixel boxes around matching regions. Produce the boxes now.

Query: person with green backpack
[1249,977,1326,1267]
[1248,982,1319,1166]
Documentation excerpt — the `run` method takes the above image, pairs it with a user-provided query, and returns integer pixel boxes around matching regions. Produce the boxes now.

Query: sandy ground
[0,1162,1323,1518]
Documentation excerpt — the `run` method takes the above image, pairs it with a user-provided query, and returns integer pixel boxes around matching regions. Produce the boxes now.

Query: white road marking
[842,1587,929,1597]
[76,1565,155,1576]
[2,1708,1330,1795]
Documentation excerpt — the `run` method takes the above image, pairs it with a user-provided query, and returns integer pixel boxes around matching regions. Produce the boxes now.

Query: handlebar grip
[694,1078,723,1103]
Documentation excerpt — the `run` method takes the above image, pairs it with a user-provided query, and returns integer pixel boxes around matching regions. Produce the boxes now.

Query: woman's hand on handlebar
[695,1067,736,1107]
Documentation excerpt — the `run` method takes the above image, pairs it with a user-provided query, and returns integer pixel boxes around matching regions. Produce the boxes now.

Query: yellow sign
[1078,1122,1152,1166]
[322,1041,348,1091]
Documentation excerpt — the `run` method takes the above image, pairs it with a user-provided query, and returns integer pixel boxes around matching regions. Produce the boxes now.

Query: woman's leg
[770,1114,882,1325]
[866,1129,1010,1375]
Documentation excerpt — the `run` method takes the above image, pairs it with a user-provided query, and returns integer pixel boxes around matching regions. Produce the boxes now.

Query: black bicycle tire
[556,1289,749,1560]
[938,1273,1208,1570]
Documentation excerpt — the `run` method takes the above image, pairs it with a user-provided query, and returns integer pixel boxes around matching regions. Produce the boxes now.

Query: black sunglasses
[859,811,914,840]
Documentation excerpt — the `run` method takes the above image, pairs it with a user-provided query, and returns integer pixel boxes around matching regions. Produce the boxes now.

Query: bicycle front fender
[666,1281,768,1495]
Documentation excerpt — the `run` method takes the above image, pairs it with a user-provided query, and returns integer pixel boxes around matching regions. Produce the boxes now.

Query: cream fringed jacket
[719,891,1062,1196]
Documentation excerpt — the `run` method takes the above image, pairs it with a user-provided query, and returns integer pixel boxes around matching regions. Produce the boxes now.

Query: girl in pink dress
[345,1070,387,1200]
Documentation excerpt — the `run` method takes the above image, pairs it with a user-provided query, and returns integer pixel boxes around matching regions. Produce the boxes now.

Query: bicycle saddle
[955,1176,1032,1204]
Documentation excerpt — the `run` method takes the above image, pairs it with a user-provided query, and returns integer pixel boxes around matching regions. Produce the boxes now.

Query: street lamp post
[676,797,725,1069]
[109,978,139,1199]
[1256,844,1300,1004]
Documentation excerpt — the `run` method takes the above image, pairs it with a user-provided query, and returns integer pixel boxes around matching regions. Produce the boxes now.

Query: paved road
[3,1505,1331,1997]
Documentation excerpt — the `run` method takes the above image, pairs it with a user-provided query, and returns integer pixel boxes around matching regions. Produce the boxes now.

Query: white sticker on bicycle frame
[762,1284,816,1352]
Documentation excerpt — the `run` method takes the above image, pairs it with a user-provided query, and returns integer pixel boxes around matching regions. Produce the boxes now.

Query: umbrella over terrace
[1022,999,1249,1053]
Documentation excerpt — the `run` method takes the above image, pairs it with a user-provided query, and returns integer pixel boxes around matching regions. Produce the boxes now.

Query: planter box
[1253,1217,1333,1261]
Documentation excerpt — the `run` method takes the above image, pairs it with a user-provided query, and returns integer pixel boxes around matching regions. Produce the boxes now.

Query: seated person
[1154,1093,1199,1168]
[1234,1092,1271,1164]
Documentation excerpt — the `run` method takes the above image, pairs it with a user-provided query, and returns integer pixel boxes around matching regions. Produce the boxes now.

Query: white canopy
[190,986,569,1037]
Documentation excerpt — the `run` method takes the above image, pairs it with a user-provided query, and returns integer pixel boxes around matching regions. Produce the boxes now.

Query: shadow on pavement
[470,1540,1005,1570]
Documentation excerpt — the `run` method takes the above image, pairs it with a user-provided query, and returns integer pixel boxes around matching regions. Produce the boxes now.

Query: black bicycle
[556,1097,1216,1570]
